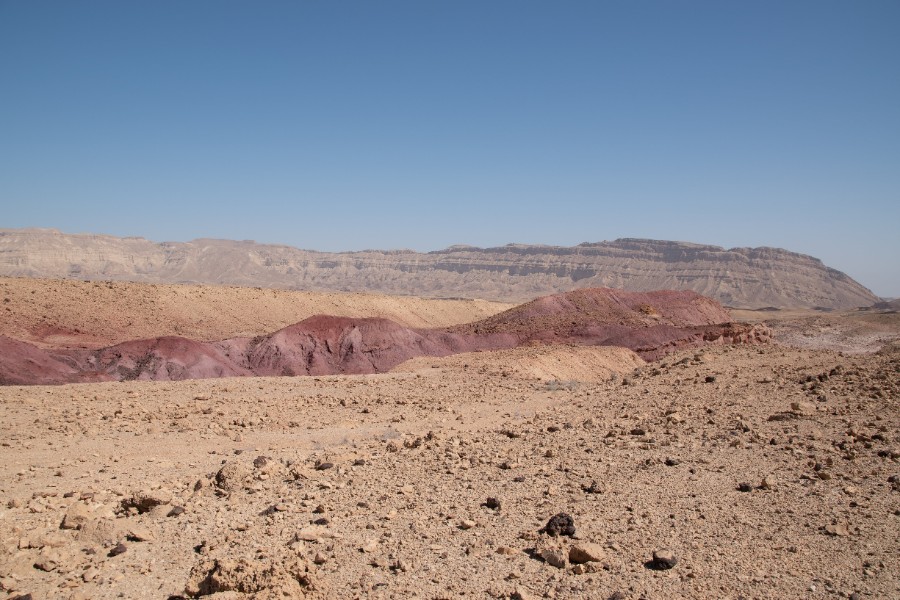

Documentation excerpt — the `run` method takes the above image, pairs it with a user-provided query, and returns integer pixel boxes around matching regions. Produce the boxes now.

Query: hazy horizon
[2,1,898,296]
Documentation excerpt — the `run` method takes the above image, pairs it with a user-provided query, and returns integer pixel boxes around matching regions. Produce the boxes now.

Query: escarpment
[0,229,877,308]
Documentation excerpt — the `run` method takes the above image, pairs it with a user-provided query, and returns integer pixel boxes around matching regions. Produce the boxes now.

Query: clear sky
[1,1,898,296]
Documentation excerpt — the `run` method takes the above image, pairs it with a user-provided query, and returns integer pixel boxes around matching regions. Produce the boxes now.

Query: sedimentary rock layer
[0,288,769,385]
[0,228,877,308]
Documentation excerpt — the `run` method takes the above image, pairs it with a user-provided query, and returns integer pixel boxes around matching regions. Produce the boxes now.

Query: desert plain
[0,277,898,600]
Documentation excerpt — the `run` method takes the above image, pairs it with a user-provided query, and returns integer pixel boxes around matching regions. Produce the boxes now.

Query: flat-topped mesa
[0,228,877,309]
[0,288,770,385]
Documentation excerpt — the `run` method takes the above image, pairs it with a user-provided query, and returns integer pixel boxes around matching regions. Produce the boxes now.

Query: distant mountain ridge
[0,228,878,309]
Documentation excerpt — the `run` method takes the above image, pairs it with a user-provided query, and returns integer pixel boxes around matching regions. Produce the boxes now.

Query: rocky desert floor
[0,280,898,600]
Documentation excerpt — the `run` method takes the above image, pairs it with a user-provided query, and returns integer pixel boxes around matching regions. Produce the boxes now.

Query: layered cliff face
[0,228,878,309]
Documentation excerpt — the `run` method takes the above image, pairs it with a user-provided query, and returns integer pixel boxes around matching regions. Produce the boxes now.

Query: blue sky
[1,1,898,296]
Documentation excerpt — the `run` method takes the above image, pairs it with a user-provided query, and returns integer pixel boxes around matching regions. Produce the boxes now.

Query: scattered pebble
[649,548,677,570]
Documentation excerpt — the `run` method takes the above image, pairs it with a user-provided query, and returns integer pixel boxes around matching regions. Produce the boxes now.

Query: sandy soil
[0,281,898,599]
[0,277,513,349]
[393,345,647,384]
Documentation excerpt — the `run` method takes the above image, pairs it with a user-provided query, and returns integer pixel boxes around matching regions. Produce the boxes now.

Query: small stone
[108,543,127,557]
[540,547,567,568]
[510,588,532,600]
[361,539,379,553]
[542,513,575,537]
[737,482,753,493]
[315,462,334,471]
[252,456,271,469]
[667,413,684,424]
[126,525,154,542]
[704,375,716,383]
[166,506,185,517]
[61,502,93,530]
[313,552,327,565]
[82,567,98,582]
[484,497,501,510]
[76,518,123,546]
[390,558,409,572]
[581,481,602,494]
[215,462,252,492]
[651,549,677,570]
[33,557,58,572]
[824,523,849,537]
[760,475,776,490]
[496,546,518,555]
[459,520,476,530]
[790,401,816,415]
[664,457,680,467]
[295,526,330,541]
[568,542,605,564]
[36,532,68,549]
[629,427,646,436]
[122,490,172,513]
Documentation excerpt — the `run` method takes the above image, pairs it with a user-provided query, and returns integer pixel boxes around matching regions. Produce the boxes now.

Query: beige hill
[0,277,511,349]
[0,228,878,309]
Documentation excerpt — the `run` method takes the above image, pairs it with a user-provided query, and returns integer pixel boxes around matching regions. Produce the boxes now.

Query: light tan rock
[61,503,93,530]
[568,542,605,564]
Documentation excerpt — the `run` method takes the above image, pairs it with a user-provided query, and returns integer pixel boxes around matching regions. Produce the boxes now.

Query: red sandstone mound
[0,288,769,385]
[454,288,732,336]
[450,288,769,360]
[0,336,86,385]
[87,337,252,382]
[243,316,447,376]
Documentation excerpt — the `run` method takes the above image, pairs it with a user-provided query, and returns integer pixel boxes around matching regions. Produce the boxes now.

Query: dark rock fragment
[541,513,575,537]
[581,481,602,494]
[648,548,677,570]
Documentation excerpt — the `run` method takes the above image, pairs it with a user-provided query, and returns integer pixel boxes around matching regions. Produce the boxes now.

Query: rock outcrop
[0,228,877,309]
[0,288,770,385]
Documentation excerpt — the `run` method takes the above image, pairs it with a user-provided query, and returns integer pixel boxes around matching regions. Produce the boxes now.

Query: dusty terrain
[0,277,512,349]
[0,285,769,385]
[0,229,879,309]
[0,279,898,600]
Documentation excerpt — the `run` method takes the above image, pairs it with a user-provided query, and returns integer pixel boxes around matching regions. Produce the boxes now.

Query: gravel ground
[1,341,897,600]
